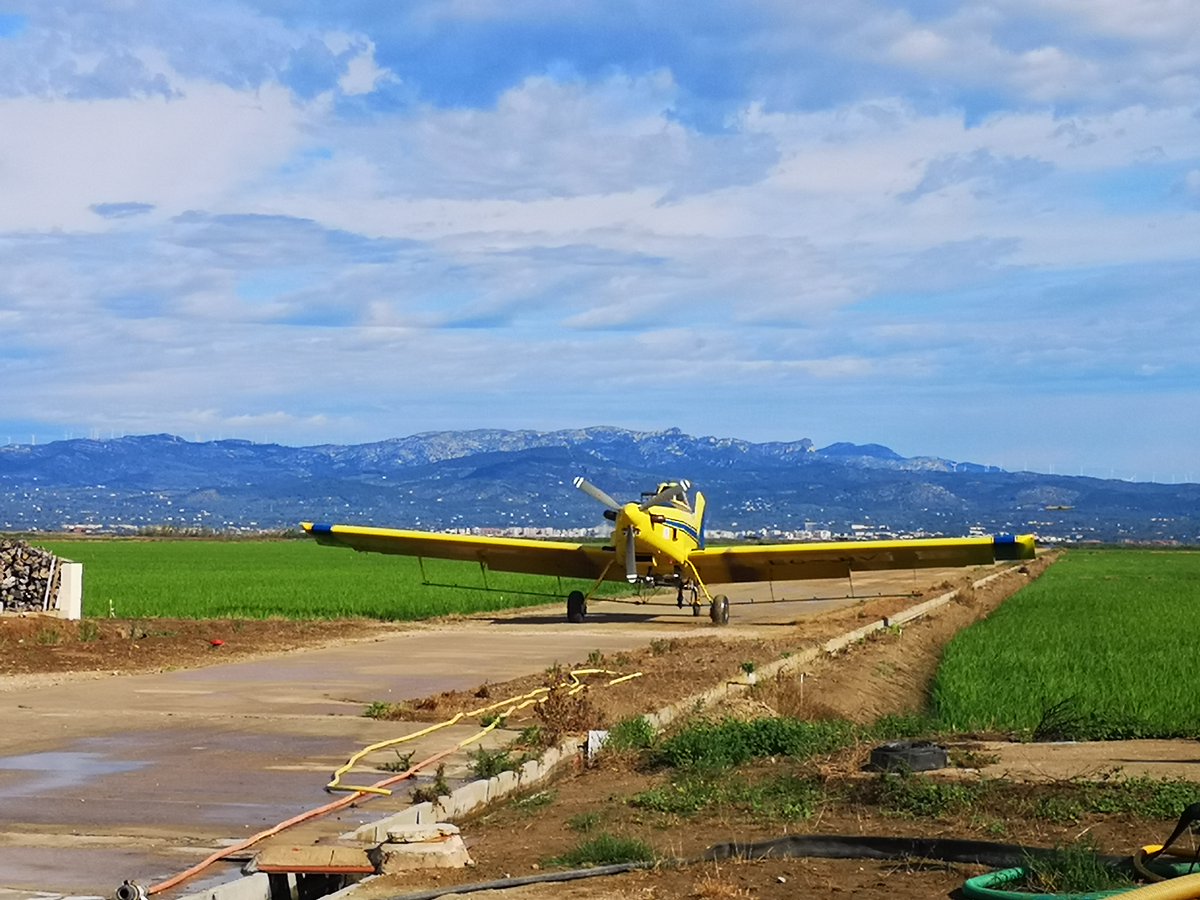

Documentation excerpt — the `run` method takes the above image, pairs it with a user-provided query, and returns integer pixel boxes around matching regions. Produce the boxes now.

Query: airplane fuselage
[613,492,706,584]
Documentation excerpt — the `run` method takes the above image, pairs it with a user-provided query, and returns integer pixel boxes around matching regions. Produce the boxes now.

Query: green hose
[964,863,1200,900]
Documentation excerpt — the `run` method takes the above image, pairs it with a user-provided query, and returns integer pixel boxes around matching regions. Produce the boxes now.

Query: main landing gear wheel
[710,595,730,626]
[566,590,587,624]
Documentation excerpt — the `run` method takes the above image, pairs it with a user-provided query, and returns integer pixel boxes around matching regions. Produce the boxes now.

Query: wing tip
[993,533,1037,560]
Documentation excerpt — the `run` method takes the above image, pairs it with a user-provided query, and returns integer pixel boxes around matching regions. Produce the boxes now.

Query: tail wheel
[567,590,587,624]
[709,595,730,626]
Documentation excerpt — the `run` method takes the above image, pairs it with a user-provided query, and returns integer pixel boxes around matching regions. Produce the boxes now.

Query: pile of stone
[0,539,62,614]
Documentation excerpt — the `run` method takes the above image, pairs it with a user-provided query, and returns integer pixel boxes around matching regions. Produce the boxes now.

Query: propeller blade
[639,479,692,510]
[625,526,638,583]
[573,476,621,512]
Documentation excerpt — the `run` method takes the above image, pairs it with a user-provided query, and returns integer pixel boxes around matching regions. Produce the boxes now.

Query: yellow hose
[1116,872,1200,899]
[327,667,642,795]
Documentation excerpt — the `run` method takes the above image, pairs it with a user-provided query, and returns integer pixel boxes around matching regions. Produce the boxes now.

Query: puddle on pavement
[0,749,147,797]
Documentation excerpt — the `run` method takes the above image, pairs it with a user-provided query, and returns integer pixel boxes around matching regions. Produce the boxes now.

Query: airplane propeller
[572,476,691,512]
[625,526,638,583]
[572,476,621,512]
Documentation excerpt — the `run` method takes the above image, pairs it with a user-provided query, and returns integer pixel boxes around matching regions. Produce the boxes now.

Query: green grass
[545,833,656,867]
[654,716,857,771]
[36,537,632,620]
[1016,838,1134,894]
[632,772,823,820]
[931,550,1200,739]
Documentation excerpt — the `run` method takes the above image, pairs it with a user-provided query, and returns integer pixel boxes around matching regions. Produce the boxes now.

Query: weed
[410,763,451,804]
[1017,837,1133,894]
[605,716,656,752]
[1033,696,1090,742]
[512,790,555,813]
[546,832,656,867]
[694,866,753,899]
[739,661,756,675]
[614,652,632,667]
[480,713,507,728]
[971,814,1009,837]
[632,777,720,815]
[586,649,605,667]
[535,685,598,745]
[875,771,980,818]
[35,628,61,646]
[948,747,1001,769]
[515,725,544,748]
[363,700,399,719]
[77,620,100,642]
[469,746,527,779]
[1032,794,1085,823]
[566,810,602,832]
[376,749,415,773]
[632,772,822,820]
[656,716,855,771]
[649,638,678,656]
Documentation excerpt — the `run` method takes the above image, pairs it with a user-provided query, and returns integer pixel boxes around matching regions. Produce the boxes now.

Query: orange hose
[148,668,642,894]
[147,746,455,894]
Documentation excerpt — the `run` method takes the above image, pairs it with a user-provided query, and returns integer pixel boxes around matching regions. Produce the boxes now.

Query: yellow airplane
[302,477,1036,625]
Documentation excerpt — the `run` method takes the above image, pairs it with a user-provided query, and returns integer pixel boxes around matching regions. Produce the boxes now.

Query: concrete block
[448,779,489,816]
[518,759,541,787]
[371,834,473,872]
[485,770,518,802]
[347,802,431,842]
[177,873,270,900]
[384,823,460,843]
[254,846,373,874]
[56,562,83,620]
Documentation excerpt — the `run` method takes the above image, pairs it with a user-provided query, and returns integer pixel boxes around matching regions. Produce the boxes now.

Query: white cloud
[0,80,308,231]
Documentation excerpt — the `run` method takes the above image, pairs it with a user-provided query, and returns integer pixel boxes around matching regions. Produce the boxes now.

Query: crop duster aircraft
[302,477,1036,625]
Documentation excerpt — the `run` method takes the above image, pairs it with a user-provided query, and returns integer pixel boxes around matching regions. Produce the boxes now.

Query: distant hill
[1,428,1197,543]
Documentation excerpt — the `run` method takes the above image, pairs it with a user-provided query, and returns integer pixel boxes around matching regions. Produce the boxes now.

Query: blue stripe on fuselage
[665,517,703,548]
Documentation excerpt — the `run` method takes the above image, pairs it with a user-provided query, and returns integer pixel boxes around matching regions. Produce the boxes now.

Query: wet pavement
[0,573,948,898]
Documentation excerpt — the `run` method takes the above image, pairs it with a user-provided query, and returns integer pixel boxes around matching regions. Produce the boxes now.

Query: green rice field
[931,550,1200,740]
[38,538,631,621]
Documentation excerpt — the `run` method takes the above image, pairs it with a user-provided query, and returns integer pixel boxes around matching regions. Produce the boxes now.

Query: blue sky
[1,1,1198,479]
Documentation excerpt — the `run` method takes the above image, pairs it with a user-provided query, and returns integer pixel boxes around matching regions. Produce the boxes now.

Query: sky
[1,1,1198,480]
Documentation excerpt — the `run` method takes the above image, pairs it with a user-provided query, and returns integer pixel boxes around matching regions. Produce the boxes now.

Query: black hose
[383,860,660,900]
[702,835,1126,868]
[380,834,1114,900]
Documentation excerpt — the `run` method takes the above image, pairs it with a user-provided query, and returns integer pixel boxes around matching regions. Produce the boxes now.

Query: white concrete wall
[55,561,83,620]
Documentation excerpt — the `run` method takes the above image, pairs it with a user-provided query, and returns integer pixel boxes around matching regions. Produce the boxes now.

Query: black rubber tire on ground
[867,740,948,773]
[710,594,730,625]
[566,590,587,623]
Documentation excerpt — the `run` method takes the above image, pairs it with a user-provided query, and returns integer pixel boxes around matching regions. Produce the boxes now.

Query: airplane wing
[688,534,1035,584]
[301,522,616,581]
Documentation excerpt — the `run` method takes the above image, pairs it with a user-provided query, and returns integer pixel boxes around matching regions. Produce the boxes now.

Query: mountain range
[1,427,1197,543]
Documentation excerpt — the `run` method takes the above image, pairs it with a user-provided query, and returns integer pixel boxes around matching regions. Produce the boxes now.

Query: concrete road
[0,570,958,897]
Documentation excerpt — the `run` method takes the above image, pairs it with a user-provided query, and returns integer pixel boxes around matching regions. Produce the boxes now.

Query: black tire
[566,590,587,623]
[709,595,730,626]
[867,740,948,773]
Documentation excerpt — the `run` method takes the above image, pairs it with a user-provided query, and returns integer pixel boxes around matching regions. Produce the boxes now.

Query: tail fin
[694,492,707,549]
